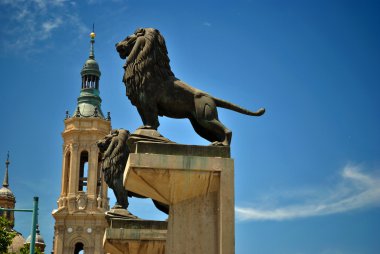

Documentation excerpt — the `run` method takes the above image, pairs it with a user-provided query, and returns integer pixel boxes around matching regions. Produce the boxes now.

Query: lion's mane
[98,129,129,190]
[124,28,174,103]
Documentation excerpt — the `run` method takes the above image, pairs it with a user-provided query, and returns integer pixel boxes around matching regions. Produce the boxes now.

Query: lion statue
[116,28,265,146]
[97,129,169,214]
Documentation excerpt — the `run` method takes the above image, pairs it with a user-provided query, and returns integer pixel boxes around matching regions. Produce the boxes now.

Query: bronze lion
[97,129,169,214]
[116,28,265,146]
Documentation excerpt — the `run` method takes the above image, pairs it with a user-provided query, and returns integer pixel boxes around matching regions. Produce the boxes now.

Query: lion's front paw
[210,141,225,146]
[138,125,155,130]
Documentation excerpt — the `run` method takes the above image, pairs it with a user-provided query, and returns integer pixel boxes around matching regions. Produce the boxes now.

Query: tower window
[74,242,84,254]
[96,153,103,197]
[63,152,71,195]
[82,75,99,89]
[79,151,89,192]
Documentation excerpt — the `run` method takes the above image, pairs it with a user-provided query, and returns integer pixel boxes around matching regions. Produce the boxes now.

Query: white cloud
[236,164,380,221]
[51,0,68,6]
[33,0,47,9]
[0,0,88,53]
[203,22,212,27]
[42,18,63,34]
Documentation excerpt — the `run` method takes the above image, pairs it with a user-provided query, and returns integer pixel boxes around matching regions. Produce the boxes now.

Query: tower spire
[3,151,9,187]
[89,23,95,59]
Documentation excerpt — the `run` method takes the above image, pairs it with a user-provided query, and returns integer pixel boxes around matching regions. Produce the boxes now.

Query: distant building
[52,30,111,254]
[0,153,46,253]
[25,224,46,253]
[0,153,16,227]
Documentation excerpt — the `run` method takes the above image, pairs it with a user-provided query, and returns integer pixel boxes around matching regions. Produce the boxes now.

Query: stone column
[60,145,68,197]
[54,226,64,254]
[68,144,79,196]
[87,144,99,199]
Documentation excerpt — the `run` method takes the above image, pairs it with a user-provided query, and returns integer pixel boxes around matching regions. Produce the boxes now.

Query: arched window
[96,153,102,197]
[63,152,71,195]
[78,151,89,192]
[74,242,84,254]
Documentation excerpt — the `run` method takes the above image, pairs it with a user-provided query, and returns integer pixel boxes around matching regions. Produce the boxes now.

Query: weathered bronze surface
[97,129,169,215]
[116,28,265,146]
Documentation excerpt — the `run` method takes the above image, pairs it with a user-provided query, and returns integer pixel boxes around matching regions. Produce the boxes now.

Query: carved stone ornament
[72,143,79,151]
[76,193,87,210]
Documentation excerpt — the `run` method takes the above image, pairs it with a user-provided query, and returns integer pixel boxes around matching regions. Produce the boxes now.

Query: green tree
[19,245,42,254]
[0,216,16,253]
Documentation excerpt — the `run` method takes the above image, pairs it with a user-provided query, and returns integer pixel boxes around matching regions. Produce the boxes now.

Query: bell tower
[52,30,111,254]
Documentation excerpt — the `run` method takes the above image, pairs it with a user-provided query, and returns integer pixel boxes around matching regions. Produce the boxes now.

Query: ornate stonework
[76,193,87,210]
[52,116,111,254]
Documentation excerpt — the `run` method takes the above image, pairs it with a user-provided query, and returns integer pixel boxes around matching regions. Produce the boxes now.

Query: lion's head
[115,28,174,102]
[115,28,145,60]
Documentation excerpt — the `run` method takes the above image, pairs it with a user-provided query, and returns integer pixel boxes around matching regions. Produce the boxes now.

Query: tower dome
[0,186,15,200]
[81,58,100,77]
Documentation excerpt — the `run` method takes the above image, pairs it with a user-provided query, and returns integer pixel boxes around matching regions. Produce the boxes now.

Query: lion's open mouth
[115,44,129,59]
[116,36,137,59]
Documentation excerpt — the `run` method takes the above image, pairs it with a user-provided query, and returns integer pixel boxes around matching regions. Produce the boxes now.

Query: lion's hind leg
[192,96,232,146]
[190,117,231,146]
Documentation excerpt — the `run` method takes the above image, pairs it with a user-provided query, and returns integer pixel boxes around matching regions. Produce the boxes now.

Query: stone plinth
[103,218,167,254]
[124,142,234,254]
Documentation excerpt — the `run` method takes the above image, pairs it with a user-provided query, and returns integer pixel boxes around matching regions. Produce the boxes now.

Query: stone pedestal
[103,218,167,254]
[124,142,234,254]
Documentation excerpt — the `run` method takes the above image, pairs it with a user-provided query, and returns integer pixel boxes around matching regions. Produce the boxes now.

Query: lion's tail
[214,97,265,116]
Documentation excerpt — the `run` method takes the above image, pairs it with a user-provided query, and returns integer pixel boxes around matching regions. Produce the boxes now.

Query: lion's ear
[135,28,145,36]
[111,129,119,136]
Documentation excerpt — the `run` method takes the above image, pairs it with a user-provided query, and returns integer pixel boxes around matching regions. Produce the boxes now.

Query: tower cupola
[81,31,100,89]
[73,29,107,119]
[25,224,46,252]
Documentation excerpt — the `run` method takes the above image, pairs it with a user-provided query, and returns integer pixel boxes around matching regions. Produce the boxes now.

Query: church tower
[52,31,111,254]
[0,152,16,228]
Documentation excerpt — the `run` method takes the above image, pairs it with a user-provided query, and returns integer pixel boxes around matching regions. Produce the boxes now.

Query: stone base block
[103,218,167,254]
[124,142,235,254]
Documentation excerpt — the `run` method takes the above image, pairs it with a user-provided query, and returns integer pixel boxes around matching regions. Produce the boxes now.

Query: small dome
[0,186,15,200]
[83,58,99,70]
[25,225,45,246]
[81,58,101,77]
[25,233,45,245]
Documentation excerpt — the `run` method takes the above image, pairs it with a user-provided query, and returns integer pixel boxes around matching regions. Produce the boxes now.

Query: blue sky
[0,0,379,253]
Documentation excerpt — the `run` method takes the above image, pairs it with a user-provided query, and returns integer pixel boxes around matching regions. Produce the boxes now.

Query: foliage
[19,244,43,254]
[0,216,16,253]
